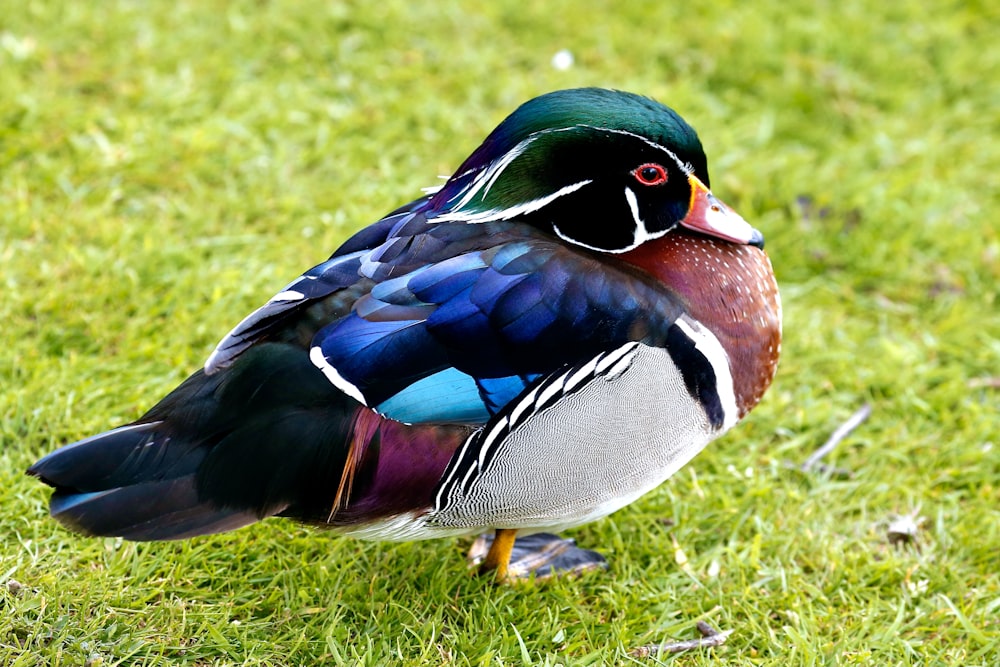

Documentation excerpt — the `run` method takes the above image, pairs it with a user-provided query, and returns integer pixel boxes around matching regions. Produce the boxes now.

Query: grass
[1,0,998,664]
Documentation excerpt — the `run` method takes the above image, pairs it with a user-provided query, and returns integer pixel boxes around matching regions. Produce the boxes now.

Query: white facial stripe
[481,143,528,198]
[443,134,539,213]
[553,187,673,255]
[584,126,693,176]
[673,315,739,429]
[437,127,591,221]
[430,124,696,255]
[624,186,643,231]
[433,179,592,224]
[621,185,673,249]
[434,123,691,226]
[309,347,368,406]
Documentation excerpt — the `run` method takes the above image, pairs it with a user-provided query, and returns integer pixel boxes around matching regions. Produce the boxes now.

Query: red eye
[632,163,668,186]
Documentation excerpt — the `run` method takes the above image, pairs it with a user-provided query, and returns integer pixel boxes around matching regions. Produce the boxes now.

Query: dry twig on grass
[785,403,872,477]
[630,621,733,658]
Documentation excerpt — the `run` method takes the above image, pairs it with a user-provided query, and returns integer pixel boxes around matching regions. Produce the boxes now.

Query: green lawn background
[1,1,997,665]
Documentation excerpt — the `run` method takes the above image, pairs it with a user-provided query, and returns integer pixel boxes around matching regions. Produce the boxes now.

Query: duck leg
[478,528,518,581]
[471,531,608,582]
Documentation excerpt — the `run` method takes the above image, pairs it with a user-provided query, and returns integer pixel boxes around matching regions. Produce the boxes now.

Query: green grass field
[2,1,998,664]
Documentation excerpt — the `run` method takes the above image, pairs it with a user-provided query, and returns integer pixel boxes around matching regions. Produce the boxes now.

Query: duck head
[428,87,762,252]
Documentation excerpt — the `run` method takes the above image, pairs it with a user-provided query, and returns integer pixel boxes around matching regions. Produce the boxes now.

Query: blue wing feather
[209,203,685,425]
[203,251,367,372]
[204,204,427,373]
[374,368,488,424]
[476,375,541,414]
[372,369,543,424]
[311,230,684,422]
[497,299,558,343]
[315,314,450,403]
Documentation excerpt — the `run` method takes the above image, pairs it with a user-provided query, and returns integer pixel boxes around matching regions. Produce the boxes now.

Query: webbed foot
[469,531,607,582]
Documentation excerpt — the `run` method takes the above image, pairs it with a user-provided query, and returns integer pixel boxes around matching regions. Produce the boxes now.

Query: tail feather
[48,476,263,540]
[27,343,353,541]
[28,419,266,540]
[28,422,200,490]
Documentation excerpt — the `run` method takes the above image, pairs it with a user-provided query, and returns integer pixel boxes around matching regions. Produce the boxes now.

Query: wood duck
[28,88,781,581]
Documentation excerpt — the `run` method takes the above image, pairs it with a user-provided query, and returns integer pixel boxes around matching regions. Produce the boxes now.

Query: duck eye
[632,163,668,186]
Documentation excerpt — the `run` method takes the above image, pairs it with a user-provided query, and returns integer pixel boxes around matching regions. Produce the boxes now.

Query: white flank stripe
[535,373,567,408]
[509,386,541,426]
[595,342,639,375]
[605,352,636,379]
[479,416,509,467]
[564,355,601,391]
[458,461,480,496]
[309,347,368,406]
[435,431,479,509]
[673,316,739,429]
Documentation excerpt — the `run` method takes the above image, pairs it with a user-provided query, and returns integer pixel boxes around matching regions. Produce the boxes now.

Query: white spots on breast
[654,233,782,417]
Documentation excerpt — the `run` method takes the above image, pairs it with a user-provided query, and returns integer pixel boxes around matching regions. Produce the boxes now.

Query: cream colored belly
[426,342,726,534]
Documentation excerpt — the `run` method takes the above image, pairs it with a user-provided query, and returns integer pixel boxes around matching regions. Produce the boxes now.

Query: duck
[28,88,781,582]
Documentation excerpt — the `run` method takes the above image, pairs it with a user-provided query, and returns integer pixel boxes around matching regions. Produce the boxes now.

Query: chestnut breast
[620,230,782,417]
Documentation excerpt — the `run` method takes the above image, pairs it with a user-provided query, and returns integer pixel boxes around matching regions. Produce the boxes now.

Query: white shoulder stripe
[673,315,738,429]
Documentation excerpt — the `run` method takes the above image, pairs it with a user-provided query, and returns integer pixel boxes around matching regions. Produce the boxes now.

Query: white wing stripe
[309,347,368,406]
